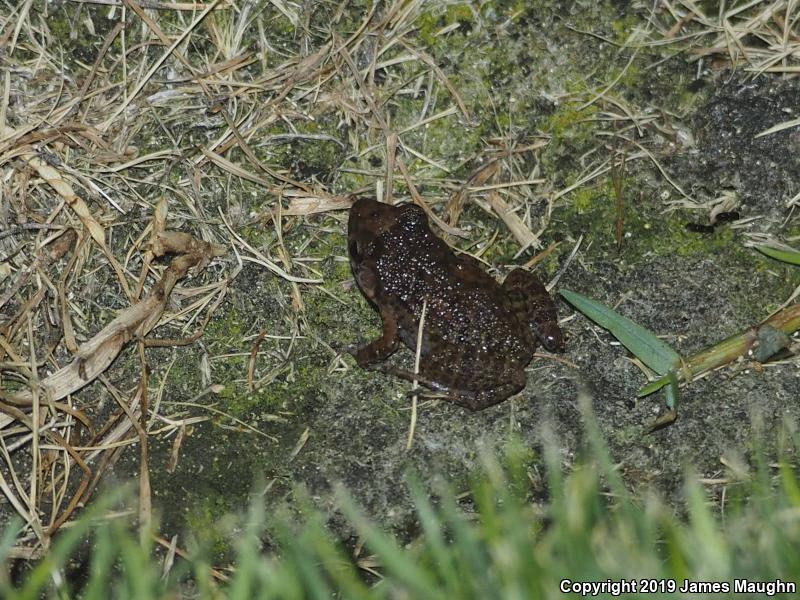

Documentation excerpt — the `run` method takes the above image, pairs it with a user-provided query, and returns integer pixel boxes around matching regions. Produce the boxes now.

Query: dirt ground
[2,1,799,555]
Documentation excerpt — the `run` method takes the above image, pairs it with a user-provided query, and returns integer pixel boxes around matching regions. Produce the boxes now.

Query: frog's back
[384,240,536,387]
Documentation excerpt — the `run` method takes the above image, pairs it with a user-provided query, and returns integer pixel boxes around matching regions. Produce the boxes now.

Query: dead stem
[1,0,793,564]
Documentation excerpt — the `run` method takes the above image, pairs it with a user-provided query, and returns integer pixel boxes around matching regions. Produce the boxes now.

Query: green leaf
[560,289,680,375]
[638,374,670,397]
[756,245,800,265]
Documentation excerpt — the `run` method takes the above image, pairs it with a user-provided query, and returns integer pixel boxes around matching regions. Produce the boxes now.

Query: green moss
[417,3,475,47]
[446,3,475,25]
[610,422,645,447]
[249,117,346,184]
[610,62,642,89]
[552,177,765,266]
[542,103,598,140]
[416,12,441,47]
[185,494,234,557]
[43,4,117,65]
[610,14,640,45]
[571,185,604,214]
[205,306,245,341]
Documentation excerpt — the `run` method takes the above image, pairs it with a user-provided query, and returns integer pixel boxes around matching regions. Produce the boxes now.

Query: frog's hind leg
[375,366,449,394]
[503,269,565,352]
[453,369,528,410]
[382,366,526,411]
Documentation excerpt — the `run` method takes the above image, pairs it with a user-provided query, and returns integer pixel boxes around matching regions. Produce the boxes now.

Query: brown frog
[347,197,564,410]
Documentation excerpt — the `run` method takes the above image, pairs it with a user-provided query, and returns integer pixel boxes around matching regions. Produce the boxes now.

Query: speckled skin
[347,197,564,410]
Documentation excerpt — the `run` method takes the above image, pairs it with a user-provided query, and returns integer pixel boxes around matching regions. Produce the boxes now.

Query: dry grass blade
[8,233,225,405]
[655,1,800,74]
[485,191,540,250]
[101,0,222,129]
[273,194,353,216]
[754,116,800,138]
[0,0,616,563]
[220,210,322,284]
[406,298,427,451]
[72,0,227,9]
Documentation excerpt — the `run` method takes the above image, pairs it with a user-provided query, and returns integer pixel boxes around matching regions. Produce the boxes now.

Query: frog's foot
[378,367,463,403]
[375,366,444,389]
[441,381,525,411]
[332,340,378,366]
[349,306,402,367]
[503,269,565,352]
[402,387,449,401]
[400,386,501,410]
[330,339,355,355]
[351,339,400,368]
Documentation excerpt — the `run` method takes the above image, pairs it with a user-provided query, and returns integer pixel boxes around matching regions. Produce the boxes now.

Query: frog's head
[347,197,426,264]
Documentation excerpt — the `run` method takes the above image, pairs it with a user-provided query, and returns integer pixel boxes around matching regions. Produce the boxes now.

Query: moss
[552,175,764,266]
[610,14,640,45]
[185,494,234,558]
[610,62,642,90]
[571,184,604,214]
[416,12,441,48]
[543,104,597,138]
[43,4,118,65]
[205,306,245,342]
[539,103,602,185]
[247,117,346,185]
[417,3,476,47]
[610,422,645,447]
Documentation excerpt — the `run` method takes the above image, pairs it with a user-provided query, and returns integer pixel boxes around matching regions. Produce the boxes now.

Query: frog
[347,197,565,411]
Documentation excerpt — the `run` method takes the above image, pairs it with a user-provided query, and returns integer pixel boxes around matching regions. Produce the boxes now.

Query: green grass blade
[82,523,115,600]
[335,486,441,598]
[230,500,267,600]
[435,482,495,597]
[407,476,463,596]
[308,528,372,600]
[0,517,22,599]
[19,493,121,598]
[285,541,333,600]
[756,245,800,265]
[119,531,158,600]
[560,289,680,375]
[637,374,670,396]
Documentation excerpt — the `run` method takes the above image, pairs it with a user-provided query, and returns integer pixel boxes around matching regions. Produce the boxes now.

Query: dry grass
[654,0,800,75]
[650,1,800,214]
[1,0,798,565]
[0,0,543,560]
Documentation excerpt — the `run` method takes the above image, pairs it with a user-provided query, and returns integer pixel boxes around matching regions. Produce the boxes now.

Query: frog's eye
[349,240,361,261]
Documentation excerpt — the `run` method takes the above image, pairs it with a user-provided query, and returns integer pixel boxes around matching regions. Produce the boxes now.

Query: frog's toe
[362,361,389,372]
[332,340,372,363]
[403,387,447,400]
[330,340,356,357]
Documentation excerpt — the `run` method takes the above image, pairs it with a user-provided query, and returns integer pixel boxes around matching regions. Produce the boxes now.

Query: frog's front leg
[503,268,565,352]
[352,304,400,367]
